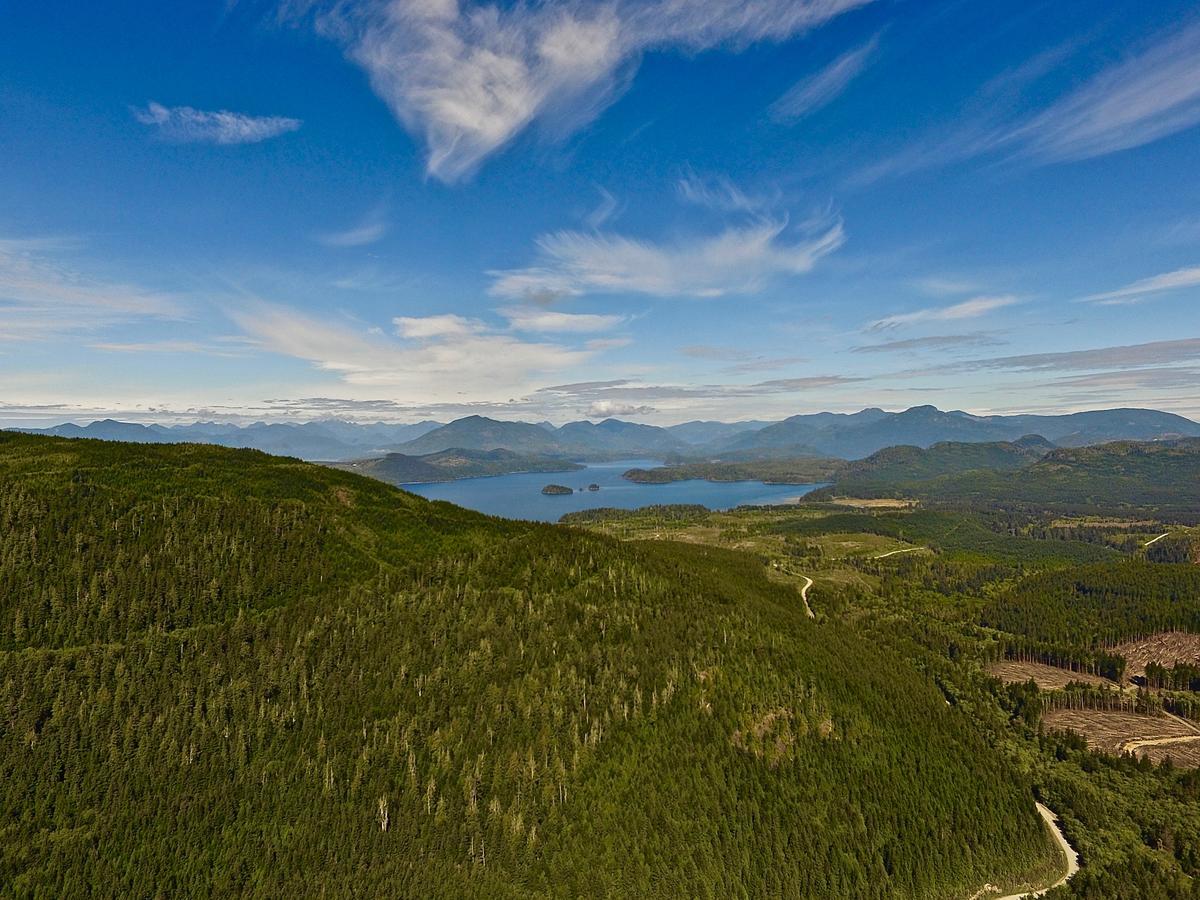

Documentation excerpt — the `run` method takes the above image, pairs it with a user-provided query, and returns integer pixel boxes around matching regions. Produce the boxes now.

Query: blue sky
[1,0,1199,425]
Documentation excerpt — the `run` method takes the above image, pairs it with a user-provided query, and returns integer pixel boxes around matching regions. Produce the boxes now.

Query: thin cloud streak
[1080,265,1200,305]
[316,206,389,247]
[501,307,625,333]
[769,34,879,122]
[134,102,301,144]
[853,333,1003,353]
[856,19,1200,184]
[868,296,1018,331]
[0,238,184,341]
[491,216,845,301]
[1013,21,1200,163]
[946,338,1200,373]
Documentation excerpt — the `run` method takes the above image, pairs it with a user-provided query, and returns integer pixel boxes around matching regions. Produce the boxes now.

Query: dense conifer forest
[0,433,1060,898]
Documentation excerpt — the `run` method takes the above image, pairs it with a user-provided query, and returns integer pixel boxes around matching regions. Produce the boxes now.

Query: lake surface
[404,459,825,522]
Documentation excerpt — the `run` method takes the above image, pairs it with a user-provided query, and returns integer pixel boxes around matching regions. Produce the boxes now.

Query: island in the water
[329,447,582,485]
[541,483,574,495]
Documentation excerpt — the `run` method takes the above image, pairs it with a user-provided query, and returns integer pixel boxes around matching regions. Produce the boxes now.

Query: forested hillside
[0,433,1056,898]
[331,447,581,484]
[821,438,1200,518]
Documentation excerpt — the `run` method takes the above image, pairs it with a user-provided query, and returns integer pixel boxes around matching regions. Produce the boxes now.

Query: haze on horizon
[2,0,1199,427]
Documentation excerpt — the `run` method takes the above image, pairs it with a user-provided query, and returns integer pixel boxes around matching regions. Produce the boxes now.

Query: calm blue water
[403,459,825,522]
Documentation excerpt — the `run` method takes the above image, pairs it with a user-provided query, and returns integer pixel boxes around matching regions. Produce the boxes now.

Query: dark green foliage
[772,510,1114,564]
[982,561,1200,647]
[622,458,842,484]
[0,433,1053,898]
[832,438,1052,489]
[1148,535,1199,564]
[331,447,583,485]
[825,438,1200,519]
[561,505,712,525]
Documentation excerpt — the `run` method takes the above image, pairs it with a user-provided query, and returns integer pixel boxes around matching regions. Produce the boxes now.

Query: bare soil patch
[1113,631,1200,679]
[988,661,1111,690]
[1044,708,1200,768]
[828,497,916,509]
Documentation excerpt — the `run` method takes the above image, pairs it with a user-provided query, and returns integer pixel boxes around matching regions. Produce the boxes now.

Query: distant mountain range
[394,406,1199,460]
[10,405,1200,462]
[13,418,443,461]
[708,405,1200,459]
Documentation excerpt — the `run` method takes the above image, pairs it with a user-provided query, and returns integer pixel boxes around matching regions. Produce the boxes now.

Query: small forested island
[541,483,573,495]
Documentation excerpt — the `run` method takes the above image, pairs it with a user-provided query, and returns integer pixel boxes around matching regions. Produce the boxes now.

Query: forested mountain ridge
[823,437,1200,516]
[330,447,582,484]
[0,432,1056,897]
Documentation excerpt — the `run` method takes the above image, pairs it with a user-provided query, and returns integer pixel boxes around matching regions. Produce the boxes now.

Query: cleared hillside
[0,433,1055,898]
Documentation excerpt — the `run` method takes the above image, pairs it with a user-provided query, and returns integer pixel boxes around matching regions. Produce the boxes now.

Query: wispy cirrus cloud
[134,102,301,144]
[232,301,597,400]
[501,307,625,333]
[675,169,769,213]
[868,295,1019,331]
[294,0,873,181]
[857,19,1200,183]
[490,215,845,301]
[769,34,879,122]
[89,338,252,357]
[316,205,389,247]
[950,337,1200,373]
[1012,21,1200,163]
[532,372,867,420]
[1080,265,1200,305]
[852,333,1003,353]
[0,237,184,341]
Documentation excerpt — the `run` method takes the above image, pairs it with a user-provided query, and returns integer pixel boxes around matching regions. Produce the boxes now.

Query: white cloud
[501,307,624,333]
[1012,21,1200,163]
[769,34,879,122]
[490,215,844,300]
[0,238,184,341]
[586,400,655,417]
[951,338,1200,373]
[300,0,873,181]
[317,206,389,247]
[1080,265,1200,305]
[869,295,1019,331]
[89,339,250,357]
[134,102,301,144]
[857,20,1200,183]
[584,186,621,229]
[675,170,764,213]
[393,313,484,338]
[232,301,597,400]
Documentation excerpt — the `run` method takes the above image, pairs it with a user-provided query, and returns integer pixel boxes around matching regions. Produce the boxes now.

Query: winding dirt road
[992,803,1079,900]
[799,576,815,618]
[872,546,924,559]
